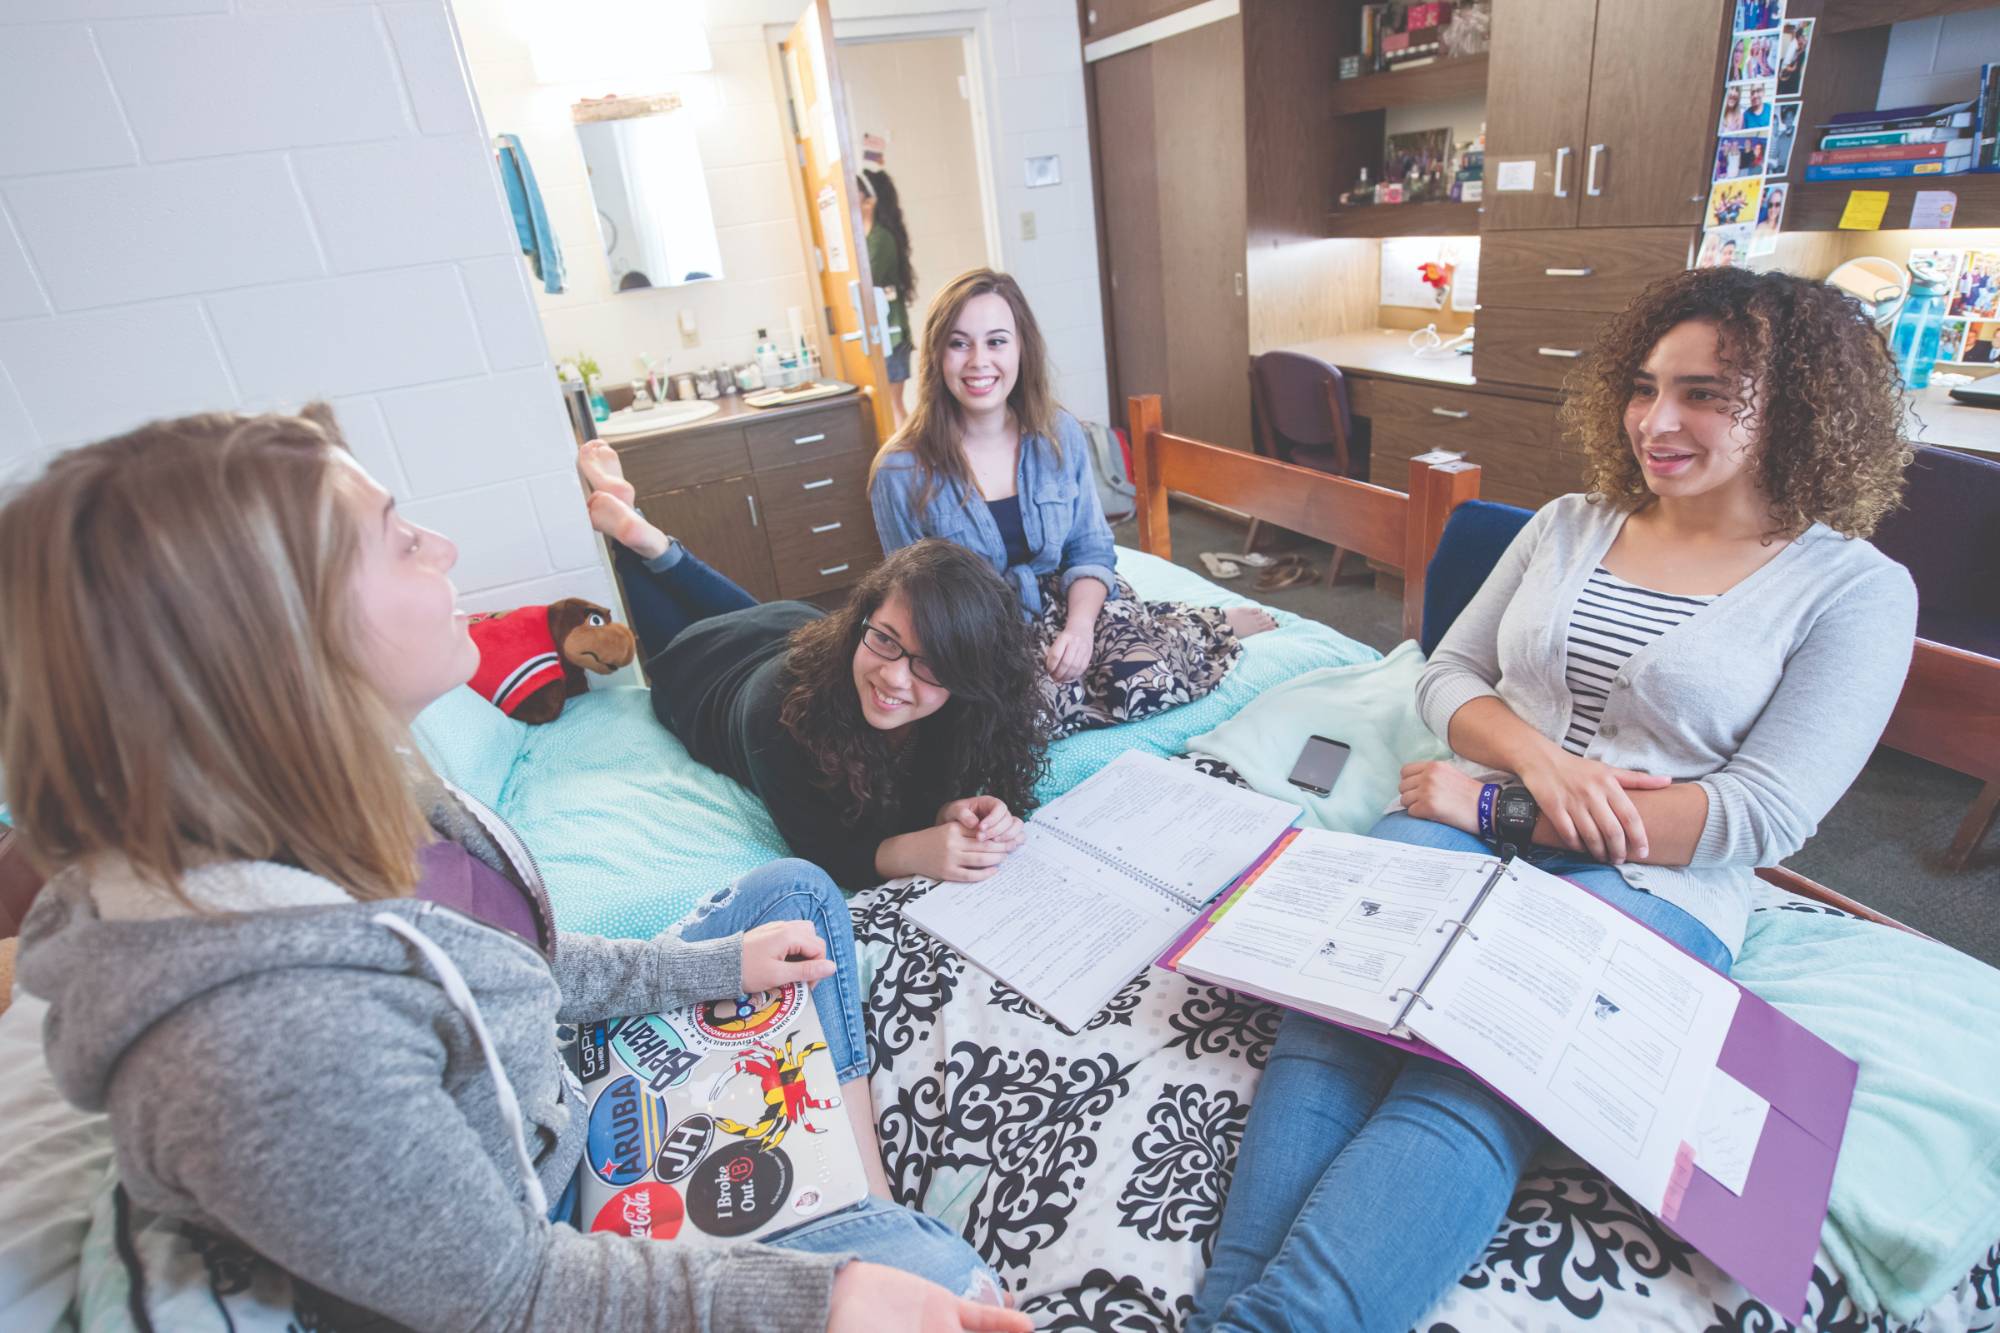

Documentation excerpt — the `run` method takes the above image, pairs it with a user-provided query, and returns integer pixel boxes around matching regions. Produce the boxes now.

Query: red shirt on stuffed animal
[465,598,637,724]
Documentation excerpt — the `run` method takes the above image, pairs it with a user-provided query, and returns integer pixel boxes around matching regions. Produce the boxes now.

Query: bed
[4,405,1998,1333]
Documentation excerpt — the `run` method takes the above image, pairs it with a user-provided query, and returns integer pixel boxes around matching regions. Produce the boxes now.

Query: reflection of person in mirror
[858,168,916,429]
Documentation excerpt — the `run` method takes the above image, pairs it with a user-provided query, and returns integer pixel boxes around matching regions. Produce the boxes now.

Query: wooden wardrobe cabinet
[1484,0,1728,232]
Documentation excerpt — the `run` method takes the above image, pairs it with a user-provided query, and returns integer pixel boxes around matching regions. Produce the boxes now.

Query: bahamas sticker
[653,1112,716,1184]
[606,1013,702,1092]
[687,1142,792,1237]
[586,1074,669,1187]
[693,982,803,1047]
[590,1180,684,1241]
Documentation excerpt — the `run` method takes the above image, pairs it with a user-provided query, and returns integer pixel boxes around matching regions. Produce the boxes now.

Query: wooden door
[1090,15,1248,447]
[638,477,779,603]
[1576,0,1730,227]
[780,1,895,444]
[1481,0,1597,231]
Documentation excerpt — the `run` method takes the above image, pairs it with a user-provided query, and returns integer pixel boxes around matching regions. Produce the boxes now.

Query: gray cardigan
[17,784,847,1332]
[1416,493,1917,958]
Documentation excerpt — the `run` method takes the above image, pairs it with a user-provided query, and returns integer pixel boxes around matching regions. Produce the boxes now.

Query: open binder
[1159,827,1854,1321]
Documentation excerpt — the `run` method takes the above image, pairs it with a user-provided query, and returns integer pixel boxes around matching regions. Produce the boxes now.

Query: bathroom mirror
[574,96,724,291]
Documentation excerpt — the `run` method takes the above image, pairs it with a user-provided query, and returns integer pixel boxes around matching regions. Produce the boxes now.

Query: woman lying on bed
[582,442,1047,890]
[3,408,1029,1333]
[1192,267,1919,1332]
[868,267,1275,738]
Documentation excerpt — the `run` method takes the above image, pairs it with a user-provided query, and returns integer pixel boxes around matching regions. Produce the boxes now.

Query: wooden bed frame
[1124,392,1925,937]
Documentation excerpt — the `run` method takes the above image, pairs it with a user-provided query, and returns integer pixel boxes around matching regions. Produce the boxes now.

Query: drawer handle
[793,432,828,445]
[746,494,759,527]
[1537,346,1584,359]
[1544,267,1594,277]
[811,521,843,534]
[1430,407,1471,419]
[802,477,835,490]
[819,563,851,576]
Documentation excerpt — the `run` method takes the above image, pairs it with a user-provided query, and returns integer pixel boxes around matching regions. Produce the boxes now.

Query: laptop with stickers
[570,983,868,1243]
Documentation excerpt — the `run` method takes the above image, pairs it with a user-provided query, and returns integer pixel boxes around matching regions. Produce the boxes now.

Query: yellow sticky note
[1839,190,1891,231]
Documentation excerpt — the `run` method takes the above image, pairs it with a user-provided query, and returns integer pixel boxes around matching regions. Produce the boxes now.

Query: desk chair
[1247,351,1370,582]
[1871,446,2000,870]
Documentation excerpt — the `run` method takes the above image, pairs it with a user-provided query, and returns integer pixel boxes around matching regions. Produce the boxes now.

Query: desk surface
[1281,330,1477,387]
[1910,383,2000,458]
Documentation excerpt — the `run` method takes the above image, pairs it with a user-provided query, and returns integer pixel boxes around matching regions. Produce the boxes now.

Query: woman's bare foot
[577,440,635,505]
[1224,606,1278,639]
[587,491,672,561]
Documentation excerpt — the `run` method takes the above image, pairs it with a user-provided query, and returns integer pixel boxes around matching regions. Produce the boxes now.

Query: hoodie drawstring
[372,912,551,1216]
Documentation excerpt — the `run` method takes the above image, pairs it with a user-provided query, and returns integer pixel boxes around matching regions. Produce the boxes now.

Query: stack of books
[1358,2,1453,74]
[1805,100,1976,181]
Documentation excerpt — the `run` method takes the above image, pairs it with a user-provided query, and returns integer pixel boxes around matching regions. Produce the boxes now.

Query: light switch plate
[1020,210,1037,240]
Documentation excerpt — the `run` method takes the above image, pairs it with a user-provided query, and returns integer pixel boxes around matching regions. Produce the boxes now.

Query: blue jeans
[613,539,759,665]
[665,861,1005,1299]
[1189,813,1732,1333]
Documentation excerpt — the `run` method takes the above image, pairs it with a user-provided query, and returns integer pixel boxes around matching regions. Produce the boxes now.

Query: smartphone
[1287,735,1352,797]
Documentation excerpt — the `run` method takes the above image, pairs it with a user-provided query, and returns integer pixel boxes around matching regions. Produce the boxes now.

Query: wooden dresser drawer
[1478,228,1692,314]
[1473,306,1615,391]
[613,426,750,493]
[744,401,868,472]
[1364,379,1579,511]
[769,521,882,599]
[756,454,873,528]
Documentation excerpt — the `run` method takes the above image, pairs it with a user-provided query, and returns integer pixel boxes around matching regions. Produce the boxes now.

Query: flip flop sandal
[1237,551,1278,568]
[1255,557,1316,591]
[1199,551,1245,580]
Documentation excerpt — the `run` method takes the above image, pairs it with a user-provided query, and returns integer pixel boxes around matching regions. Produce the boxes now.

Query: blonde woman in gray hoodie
[2,406,1031,1333]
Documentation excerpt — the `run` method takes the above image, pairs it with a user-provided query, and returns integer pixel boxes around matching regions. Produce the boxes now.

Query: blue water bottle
[1891,262,1949,390]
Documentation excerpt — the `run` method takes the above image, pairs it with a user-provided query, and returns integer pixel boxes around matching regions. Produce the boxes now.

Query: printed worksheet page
[1171,828,1497,1032]
[903,826,1188,1033]
[1413,860,1740,1210]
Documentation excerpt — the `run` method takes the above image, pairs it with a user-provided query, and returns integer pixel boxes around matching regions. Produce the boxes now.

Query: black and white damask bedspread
[851,759,2000,1333]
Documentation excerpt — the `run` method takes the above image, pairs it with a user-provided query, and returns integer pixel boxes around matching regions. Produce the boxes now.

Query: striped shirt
[1563,567,1716,755]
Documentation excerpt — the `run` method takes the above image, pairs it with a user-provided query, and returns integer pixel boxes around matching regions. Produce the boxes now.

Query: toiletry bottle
[755,328,783,386]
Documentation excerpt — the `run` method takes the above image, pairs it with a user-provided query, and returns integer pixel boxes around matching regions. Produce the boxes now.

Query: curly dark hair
[1560,266,1912,538]
[778,539,1048,826]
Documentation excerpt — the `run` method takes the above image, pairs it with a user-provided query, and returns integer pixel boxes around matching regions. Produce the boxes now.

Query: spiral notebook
[1159,827,1856,1321]
[902,752,1301,1033]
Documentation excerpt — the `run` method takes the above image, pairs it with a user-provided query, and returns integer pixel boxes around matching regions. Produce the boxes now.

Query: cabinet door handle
[793,432,827,445]
[746,494,760,526]
[818,563,851,577]
[1544,266,1594,277]
[801,477,835,490]
[1553,146,1570,199]
[1430,407,1471,419]
[1537,346,1584,359]
[1585,143,1605,197]
[811,521,843,533]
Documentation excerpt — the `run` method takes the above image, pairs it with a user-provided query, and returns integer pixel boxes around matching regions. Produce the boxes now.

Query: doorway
[835,33,999,416]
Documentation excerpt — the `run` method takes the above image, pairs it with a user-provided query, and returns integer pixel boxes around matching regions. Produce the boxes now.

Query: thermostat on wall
[1025,155,1062,188]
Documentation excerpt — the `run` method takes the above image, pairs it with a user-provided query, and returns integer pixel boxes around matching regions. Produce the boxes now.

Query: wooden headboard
[1126,393,1481,643]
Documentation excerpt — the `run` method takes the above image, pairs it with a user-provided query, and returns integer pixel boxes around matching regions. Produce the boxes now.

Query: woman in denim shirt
[870,269,1273,736]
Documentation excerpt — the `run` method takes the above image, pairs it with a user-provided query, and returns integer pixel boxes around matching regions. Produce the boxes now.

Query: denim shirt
[869,410,1119,619]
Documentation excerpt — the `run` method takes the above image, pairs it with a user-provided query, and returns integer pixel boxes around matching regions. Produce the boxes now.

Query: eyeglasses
[860,621,943,687]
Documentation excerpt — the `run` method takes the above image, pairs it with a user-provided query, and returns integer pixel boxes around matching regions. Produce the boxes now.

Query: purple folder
[1159,857,1856,1322]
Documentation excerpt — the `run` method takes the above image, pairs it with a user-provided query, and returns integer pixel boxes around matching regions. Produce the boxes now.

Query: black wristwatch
[1492,785,1539,860]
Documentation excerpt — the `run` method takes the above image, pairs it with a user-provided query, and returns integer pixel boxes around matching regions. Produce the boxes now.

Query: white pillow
[0,986,113,1333]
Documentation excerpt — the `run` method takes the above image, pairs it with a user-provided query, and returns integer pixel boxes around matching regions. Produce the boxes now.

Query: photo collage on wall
[1698,0,1812,266]
[1915,247,2000,364]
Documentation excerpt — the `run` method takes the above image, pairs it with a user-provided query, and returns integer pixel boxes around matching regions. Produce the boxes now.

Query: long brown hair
[869,267,1061,513]
[1562,266,1912,538]
[0,406,434,904]
[778,539,1047,825]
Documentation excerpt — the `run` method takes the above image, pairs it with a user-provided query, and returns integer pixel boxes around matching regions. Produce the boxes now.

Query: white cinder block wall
[0,1,610,615]
[1878,11,2000,109]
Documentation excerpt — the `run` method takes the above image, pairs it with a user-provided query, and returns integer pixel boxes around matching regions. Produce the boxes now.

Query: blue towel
[494,133,565,296]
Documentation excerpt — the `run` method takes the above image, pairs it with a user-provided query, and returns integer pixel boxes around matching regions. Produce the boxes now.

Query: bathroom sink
[595,399,721,437]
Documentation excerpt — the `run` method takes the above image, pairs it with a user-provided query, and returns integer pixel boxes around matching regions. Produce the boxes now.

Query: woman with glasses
[584,442,1048,889]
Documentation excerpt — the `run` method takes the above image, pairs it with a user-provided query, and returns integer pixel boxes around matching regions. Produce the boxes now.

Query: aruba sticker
[586,1074,669,1187]
[653,1112,716,1184]
[692,983,802,1047]
[607,1013,702,1092]
[590,1180,684,1241]
[687,1142,792,1237]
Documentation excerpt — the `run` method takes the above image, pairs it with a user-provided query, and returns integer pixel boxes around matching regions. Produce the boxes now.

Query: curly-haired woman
[583,443,1047,892]
[1191,267,1918,1331]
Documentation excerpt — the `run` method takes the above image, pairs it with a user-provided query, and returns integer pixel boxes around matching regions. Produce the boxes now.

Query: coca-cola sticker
[590,1181,685,1241]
